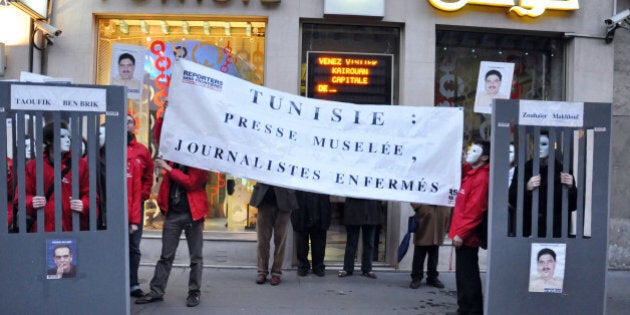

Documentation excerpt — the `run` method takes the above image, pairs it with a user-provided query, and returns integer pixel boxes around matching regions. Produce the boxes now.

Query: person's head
[537,248,557,280]
[118,53,136,80]
[43,121,71,153]
[509,143,515,165]
[465,139,490,168]
[53,245,73,273]
[539,131,550,159]
[484,69,502,96]
[127,114,136,133]
[98,124,106,147]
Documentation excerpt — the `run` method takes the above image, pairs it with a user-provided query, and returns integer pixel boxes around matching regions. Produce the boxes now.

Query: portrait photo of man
[110,43,145,100]
[474,61,515,114]
[46,242,77,279]
[528,244,565,293]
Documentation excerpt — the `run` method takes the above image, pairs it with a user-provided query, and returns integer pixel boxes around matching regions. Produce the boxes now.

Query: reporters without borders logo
[182,70,223,91]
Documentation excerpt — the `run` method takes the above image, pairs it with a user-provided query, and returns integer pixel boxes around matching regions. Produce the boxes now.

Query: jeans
[149,210,204,296]
[343,225,376,274]
[129,208,144,288]
[256,204,290,277]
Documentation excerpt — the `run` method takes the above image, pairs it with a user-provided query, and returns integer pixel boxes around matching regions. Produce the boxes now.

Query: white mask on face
[99,126,106,147]
[25,139,32,159]
[60,128,71,153]
[509,144,515,164]
[465,144,483,164]
[539,135,550,159]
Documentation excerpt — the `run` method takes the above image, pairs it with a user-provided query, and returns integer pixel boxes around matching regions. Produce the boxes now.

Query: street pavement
[132,266,630,314]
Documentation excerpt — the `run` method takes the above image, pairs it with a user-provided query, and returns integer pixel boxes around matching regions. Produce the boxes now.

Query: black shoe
[186,291,200,307]
[313,269,325,277]
[427,278,445,289]
[130,288,146,297]
[135,294,164,304]
[297,269,308,277]
[409,279,422,289]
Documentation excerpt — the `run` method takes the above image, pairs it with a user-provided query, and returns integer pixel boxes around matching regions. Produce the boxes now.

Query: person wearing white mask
[508,132,577,237]
[19,121,92,232]
[447,139,490,315]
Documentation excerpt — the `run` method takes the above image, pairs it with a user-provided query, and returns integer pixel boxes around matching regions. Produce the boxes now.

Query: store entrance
[300,22,400,265]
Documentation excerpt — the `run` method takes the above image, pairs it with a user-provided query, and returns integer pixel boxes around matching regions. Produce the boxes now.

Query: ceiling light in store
[140,20,149,34]
[203,21,211,35]
[246,22,252,37]
[161,20,170,35]
[182,21,190,35]
[118,20,129,34]
[224,22,231,36]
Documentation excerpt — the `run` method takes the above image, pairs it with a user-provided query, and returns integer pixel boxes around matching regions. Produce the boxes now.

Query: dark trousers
[455,246,483,315]
[129,208,144,288]
[343,225,376,274]
[295,226,327,273]
[149,211,204,296]
[410,245,439,281]
[256,204,290,277]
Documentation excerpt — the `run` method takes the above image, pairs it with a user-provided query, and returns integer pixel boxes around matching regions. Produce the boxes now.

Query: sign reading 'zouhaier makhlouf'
[160,59,464,206]
[519,100,584,127]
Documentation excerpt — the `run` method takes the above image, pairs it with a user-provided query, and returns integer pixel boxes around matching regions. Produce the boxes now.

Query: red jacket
[6,158,13,227]
[21,151,92,232]
[157,164,209,221]
[127,136,154,200]
[448,163,490,247]
[126,158,143,225]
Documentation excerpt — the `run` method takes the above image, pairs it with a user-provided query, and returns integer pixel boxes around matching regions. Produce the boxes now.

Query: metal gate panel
[486,100,611,314]
[0,82,129,314]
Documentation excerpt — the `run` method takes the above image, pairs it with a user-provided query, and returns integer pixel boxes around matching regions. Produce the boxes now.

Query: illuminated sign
[428,0,579,17]
[306,51,393,105]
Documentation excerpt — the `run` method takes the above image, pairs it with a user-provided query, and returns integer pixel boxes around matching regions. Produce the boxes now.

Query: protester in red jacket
[127,114,154,202]
[21,122,92,232]
[447,139,490,315]
[6,157,13,228]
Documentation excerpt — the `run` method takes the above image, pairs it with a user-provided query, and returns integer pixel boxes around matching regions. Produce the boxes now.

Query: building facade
[1,0,625,270]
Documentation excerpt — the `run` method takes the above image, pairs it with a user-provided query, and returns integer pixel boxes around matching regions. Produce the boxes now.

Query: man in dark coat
[292,191,332,277]
[338,198,383,279]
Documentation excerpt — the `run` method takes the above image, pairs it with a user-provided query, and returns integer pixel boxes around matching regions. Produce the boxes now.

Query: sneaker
[130,288,146,297]
[270,275,281,286]
[186,291,200,307]
[256,273,267,284]
[409,279,422,289]
[427,278,445,289]
[135,294,163,304]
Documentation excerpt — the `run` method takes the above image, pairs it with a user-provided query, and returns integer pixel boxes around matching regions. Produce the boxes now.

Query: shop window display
[434,30,566,142]
[95,16,267,232]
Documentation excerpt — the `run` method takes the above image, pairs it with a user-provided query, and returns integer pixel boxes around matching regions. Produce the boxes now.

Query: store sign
[428,0,579,17]
[306,51,393,105]
[324,0,384,17]
[160,59,464,206]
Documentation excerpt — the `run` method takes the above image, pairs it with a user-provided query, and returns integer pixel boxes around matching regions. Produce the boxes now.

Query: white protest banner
[160,59,463,206]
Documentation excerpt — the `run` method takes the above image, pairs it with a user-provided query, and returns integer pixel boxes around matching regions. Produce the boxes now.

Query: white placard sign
[10,85,107,112]
[160,59,464,206]
[324,0,385,17]
[519,100,584,127]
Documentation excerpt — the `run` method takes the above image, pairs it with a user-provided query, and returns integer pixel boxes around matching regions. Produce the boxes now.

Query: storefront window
[95,16,266,232]
[434,29,565,143]
[301,22,400,263]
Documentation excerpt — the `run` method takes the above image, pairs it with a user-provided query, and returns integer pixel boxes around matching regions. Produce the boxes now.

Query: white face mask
[60,128,71,153]
[25,139,32,159]
[465,144,483,164]
[509,144,515,164]
[539,135,550,159]
[99,126,106,147]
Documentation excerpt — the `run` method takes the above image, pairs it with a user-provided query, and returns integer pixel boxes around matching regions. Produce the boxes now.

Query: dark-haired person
[18,121,92,232]
[447,140,490,315]
[529,248,563,292]
[47,244,77,279]
[111,53,141,95]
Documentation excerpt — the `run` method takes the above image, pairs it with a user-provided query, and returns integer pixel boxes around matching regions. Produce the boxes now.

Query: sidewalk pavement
[132,266,630,315]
